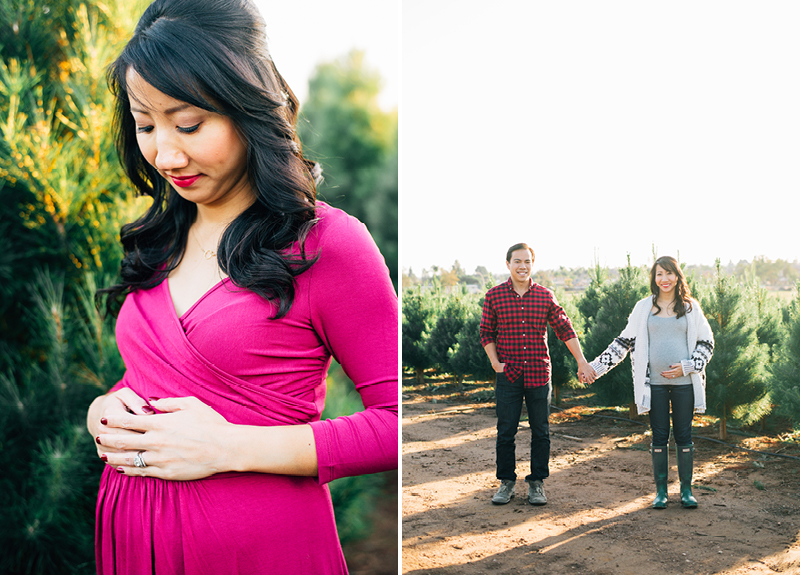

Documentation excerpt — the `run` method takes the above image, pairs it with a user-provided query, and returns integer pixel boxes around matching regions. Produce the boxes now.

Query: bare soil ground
[402,377,800,575]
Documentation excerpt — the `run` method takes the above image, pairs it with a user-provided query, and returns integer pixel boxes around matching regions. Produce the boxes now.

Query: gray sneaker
[528,480,547,505]
[491,479,515,505]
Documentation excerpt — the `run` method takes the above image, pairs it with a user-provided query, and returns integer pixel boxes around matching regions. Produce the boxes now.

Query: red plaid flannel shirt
[480,279,578,387]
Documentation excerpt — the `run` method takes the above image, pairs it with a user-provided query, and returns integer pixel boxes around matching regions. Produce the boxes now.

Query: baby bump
[96,467,346,575]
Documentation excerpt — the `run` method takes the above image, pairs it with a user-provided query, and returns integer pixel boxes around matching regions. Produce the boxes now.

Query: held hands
[577,361,597,385]
[92,389,234,481]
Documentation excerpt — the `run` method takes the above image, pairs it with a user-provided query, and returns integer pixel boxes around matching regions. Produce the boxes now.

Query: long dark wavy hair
[100,0,320,318]
[650,256,693,318]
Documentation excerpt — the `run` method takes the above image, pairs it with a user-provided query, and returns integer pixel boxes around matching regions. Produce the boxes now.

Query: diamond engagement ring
[133,451,147,468]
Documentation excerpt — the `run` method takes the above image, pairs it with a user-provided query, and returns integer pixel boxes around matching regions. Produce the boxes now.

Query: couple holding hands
[480,244,713,509]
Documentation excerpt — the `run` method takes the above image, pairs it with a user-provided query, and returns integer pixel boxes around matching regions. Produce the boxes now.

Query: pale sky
[401,1,800,275]
[253,0,399,110]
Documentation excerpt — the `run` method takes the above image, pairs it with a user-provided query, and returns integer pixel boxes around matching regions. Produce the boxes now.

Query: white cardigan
[589,296,714,415]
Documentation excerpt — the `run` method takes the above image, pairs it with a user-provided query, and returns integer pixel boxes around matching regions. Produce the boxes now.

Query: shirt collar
[504,277,534,293]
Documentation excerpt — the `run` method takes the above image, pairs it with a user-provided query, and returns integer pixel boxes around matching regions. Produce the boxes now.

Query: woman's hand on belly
[88,388,154,458]
[96,396,234,481]
[96,396,320,481]
[660,363,685,380]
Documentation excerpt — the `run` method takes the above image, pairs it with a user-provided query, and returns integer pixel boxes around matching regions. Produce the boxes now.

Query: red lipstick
[170,174,201,188]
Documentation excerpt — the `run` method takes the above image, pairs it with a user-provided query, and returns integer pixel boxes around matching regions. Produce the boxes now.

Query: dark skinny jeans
[648,383,694,447]
[495,372,552,482]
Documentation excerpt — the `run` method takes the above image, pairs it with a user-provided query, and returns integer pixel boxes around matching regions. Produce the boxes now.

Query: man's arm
[545,291,595,384]
[479,293,504,373]
[564,337,596,383]
[483,342,504,373]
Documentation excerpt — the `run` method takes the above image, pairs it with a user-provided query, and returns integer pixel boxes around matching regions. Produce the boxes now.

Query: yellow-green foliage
[0,1,150,273]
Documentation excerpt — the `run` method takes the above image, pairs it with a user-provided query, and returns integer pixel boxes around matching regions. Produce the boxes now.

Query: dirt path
[402,386,800,575]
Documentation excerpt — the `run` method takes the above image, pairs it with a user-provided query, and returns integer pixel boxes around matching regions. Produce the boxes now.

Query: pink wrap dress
[95,203,398,574]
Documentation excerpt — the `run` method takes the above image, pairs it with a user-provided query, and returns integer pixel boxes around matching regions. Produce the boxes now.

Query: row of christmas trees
[402,258,800,440]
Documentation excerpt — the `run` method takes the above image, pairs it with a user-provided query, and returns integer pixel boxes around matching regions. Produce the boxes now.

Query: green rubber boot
[676,444,698,508]
[651,445,668,509]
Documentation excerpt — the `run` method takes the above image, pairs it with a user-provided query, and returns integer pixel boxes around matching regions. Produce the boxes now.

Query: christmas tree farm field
[402,375,800,575]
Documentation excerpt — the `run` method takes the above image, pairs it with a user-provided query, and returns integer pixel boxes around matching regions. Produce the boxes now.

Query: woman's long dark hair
[100,0,320,318]
[650,256,693,318]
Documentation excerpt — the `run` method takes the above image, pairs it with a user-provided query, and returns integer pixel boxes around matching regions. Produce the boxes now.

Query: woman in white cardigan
[582,256,714,509]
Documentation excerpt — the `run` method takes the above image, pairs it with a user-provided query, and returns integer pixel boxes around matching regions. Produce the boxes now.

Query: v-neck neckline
[165,276,230,322]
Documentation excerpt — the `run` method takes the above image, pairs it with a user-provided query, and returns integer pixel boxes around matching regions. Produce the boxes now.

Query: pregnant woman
[85,1,398,573]
[584,256,713,509]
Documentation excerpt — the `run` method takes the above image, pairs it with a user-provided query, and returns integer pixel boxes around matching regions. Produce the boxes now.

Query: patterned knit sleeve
[588,298,646,378]
[589,336,636,378]
[680,301,715,376]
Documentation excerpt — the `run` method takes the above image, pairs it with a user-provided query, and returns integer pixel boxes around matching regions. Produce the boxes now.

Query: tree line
[402,258,800,440]
[403,255,800,292]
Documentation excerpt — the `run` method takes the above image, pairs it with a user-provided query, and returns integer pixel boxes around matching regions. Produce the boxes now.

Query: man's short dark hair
[506,243,535,263]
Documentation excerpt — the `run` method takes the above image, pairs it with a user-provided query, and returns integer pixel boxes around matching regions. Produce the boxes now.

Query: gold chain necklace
[191,227,218,260]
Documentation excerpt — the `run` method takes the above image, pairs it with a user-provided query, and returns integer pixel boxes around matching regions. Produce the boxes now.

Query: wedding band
[133,451,147,468]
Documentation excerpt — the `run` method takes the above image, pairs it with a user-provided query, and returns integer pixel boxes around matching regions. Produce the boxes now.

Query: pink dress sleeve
[307,211,399,485]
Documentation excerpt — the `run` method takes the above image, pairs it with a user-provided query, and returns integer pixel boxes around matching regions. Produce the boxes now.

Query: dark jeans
[495,372,551,482]
[649,383,694,446]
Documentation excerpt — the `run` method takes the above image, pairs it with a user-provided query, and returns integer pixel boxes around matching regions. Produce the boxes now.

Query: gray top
[647,313,691,385]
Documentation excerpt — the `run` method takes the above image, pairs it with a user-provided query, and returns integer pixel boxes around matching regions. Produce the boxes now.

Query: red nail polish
[100,454,108,462]
[148,397,160,402]
[116,467,125,474]
[142,406,155,414]
[100,418,108,425]
[95,436,102,445]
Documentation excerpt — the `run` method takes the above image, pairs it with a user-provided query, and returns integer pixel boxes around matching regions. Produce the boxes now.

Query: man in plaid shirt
[480,243,594,506]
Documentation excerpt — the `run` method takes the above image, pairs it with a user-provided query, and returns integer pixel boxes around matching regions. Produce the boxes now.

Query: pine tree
[743,272,786,362]
[448,306,496,384]
[0,1,149,273]
[0,0,149,376]
[548,288,583,405]
[702,262,771,440]
[298,50,397,287]
[425,289,474,383]
[577,257,607,328]
[0,269,122,574]
[0,3,144,572]
[401,286,437,383]
[767,285,800,431]
[582,256,649,418]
